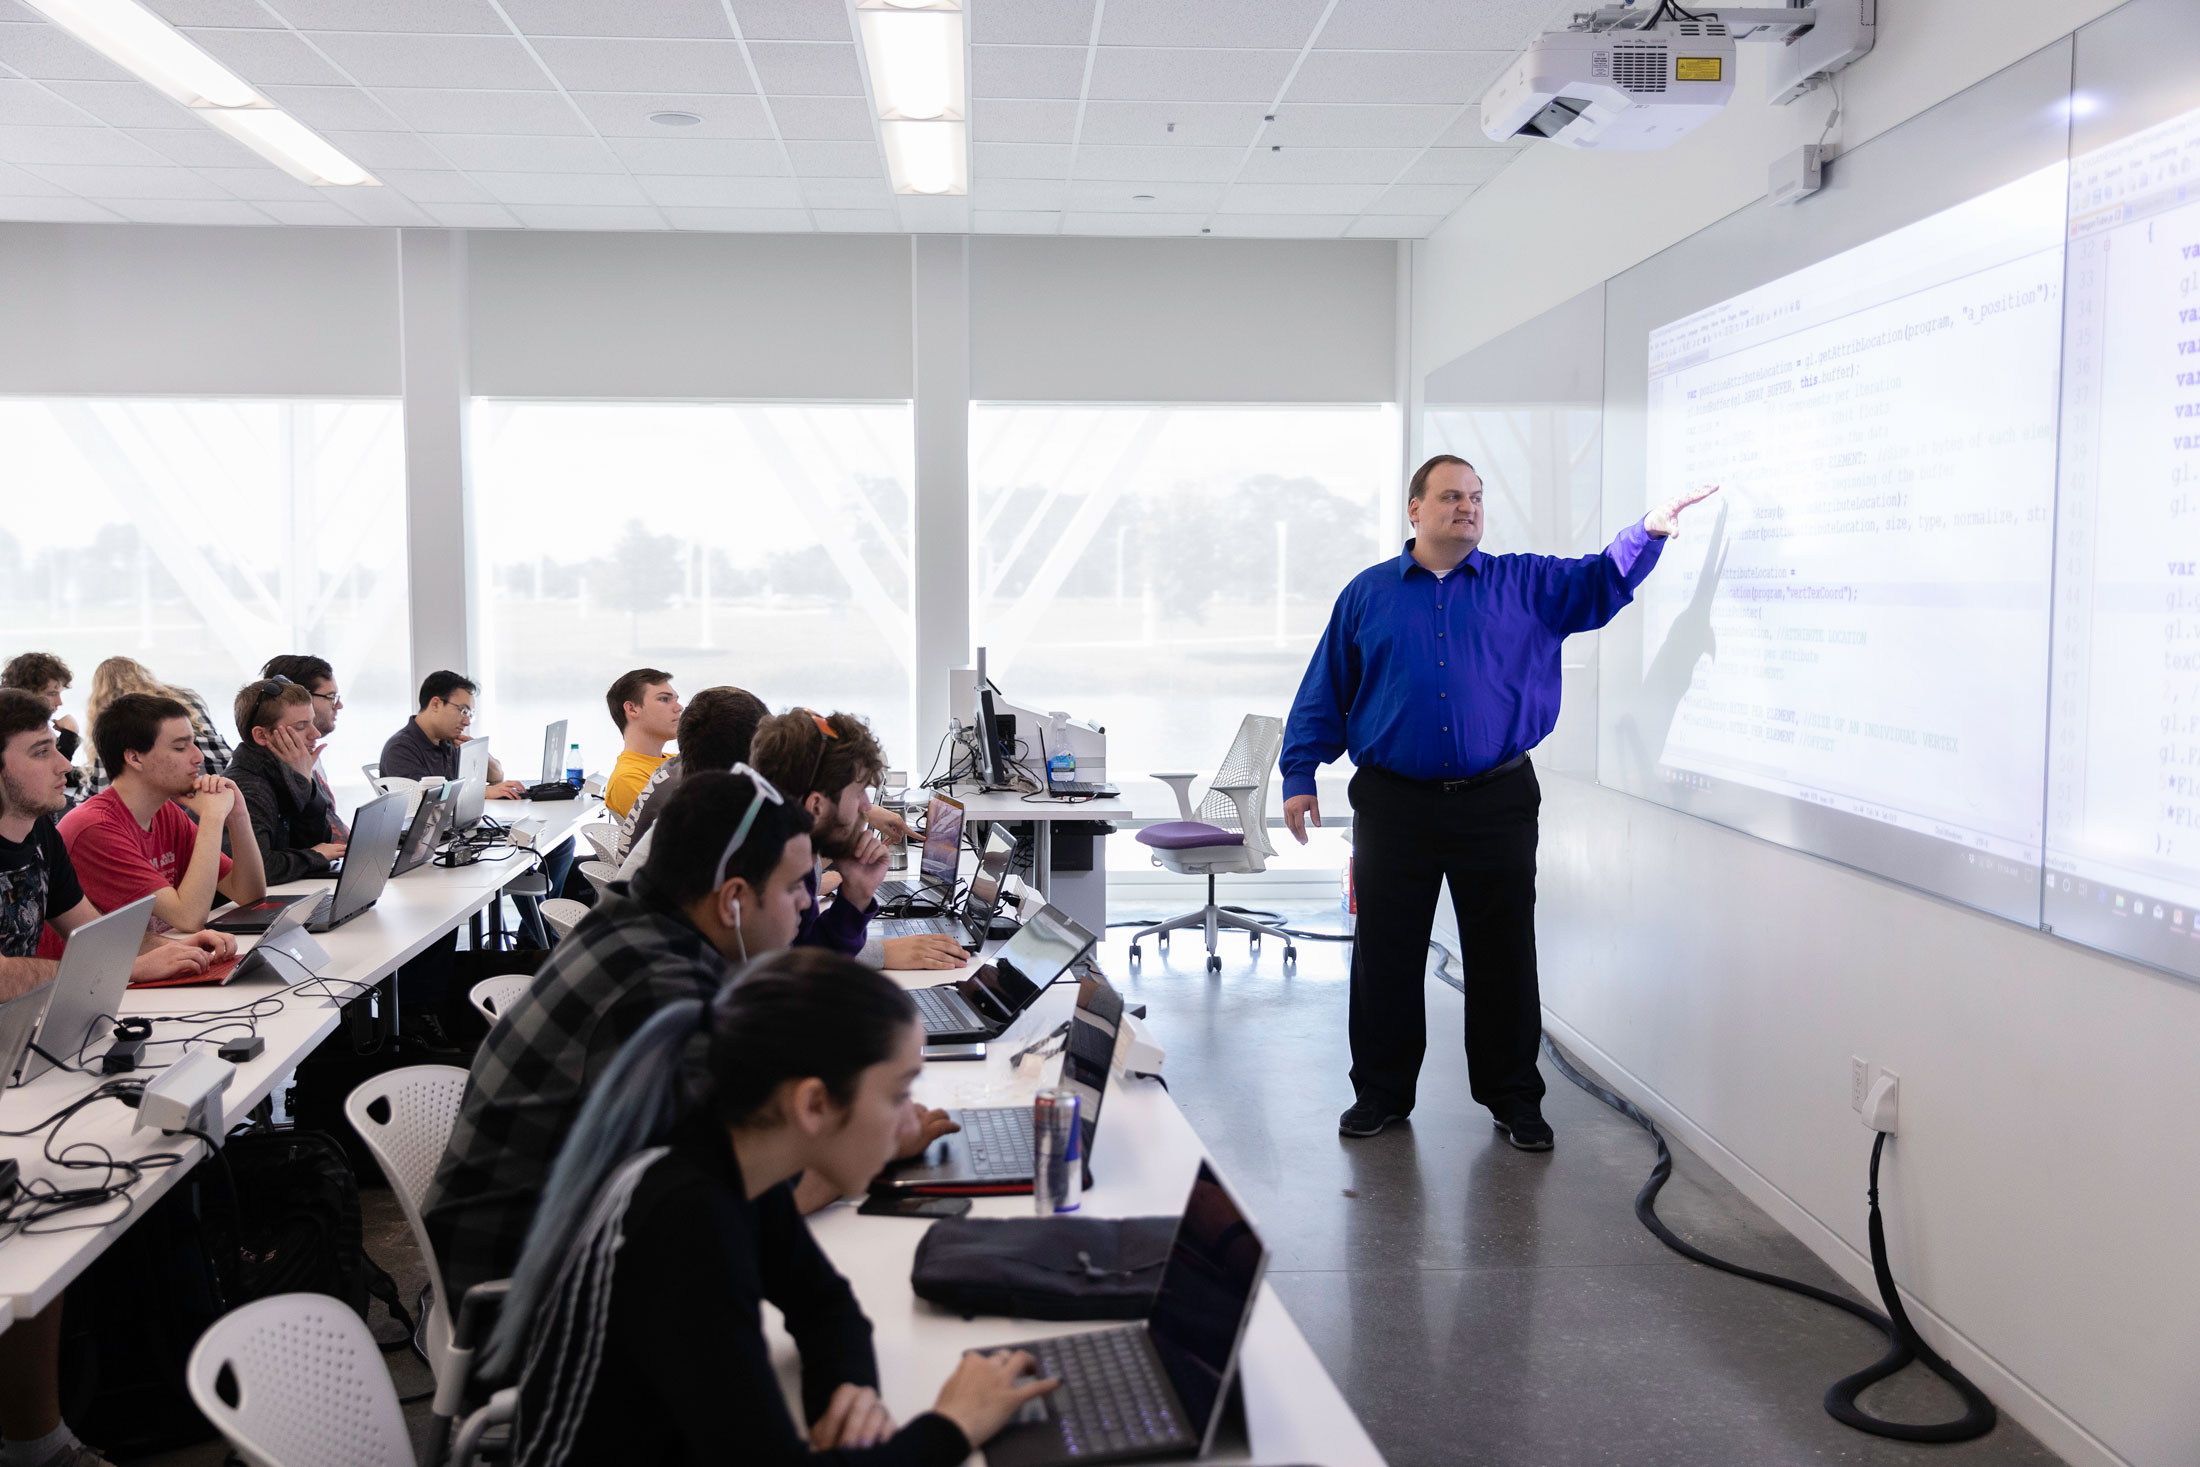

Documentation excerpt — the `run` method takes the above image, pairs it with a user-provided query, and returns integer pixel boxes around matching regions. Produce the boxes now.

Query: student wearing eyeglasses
[260,654,350,842]
[226,676,347,885]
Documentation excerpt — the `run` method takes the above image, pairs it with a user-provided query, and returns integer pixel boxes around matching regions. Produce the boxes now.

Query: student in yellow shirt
[605,667,681,820]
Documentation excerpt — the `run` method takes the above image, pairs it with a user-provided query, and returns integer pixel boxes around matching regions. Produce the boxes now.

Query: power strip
[133,1047,233,1139]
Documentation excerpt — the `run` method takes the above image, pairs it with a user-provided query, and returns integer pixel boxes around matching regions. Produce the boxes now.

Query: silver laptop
[20,894,156,1082]
[1,985,54,1087]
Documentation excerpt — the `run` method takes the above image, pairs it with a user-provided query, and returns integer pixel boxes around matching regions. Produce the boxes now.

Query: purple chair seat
[1137,820,1243,851]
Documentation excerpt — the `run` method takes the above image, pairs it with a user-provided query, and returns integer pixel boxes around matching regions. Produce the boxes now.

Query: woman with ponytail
[487,948,1057,1466]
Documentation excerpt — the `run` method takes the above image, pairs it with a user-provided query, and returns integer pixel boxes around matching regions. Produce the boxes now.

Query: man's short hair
[0,688,54,757]
[1408,454,1477,502]
[606,668,674,732]
[749,709,887,802]
[643,769,813,905]
[677,687,769,772]
[234,677,314,741]
[418,670,477,709]
[262,654,334,688]
[94,692,191,777]
[1,652,71,693]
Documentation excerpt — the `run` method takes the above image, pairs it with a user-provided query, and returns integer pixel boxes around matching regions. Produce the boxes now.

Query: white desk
[773,955,1384,1466]
[941,787,1136,938]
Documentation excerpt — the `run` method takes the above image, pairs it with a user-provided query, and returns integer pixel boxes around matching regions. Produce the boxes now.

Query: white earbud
[729,895,746,962]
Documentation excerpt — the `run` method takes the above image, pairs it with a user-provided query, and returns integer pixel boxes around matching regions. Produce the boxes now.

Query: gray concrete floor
[134,899,2063,1466]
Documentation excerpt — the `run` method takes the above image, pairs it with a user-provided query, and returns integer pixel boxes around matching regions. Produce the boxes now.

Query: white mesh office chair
[1129,715,1296,972]
[537,897,589,940]
[342,1068,477,1426]
[468,973,536,1027]
[579,822,618,866]
[576,860,619,903]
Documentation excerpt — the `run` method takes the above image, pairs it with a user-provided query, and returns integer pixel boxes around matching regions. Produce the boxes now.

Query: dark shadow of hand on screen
[1620,502,1730,785]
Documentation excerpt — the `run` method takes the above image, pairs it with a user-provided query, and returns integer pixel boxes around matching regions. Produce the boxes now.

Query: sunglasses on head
[711,762,787,891]
[800,709,839,797]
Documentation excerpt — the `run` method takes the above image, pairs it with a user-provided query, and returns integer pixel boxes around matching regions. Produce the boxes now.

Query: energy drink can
[1032,1088,1082,1214]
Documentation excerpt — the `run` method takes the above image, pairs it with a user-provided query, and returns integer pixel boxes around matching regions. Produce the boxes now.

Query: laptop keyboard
[913,986,985,1034]
[1047,781,1113,797]
[876,916,962,940]
[948,1105,1034,1179]
[1025,1326,1192,1458]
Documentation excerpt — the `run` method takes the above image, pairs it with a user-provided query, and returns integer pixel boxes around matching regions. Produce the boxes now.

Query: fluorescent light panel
[23,0,376,187]
[857,0,967,195]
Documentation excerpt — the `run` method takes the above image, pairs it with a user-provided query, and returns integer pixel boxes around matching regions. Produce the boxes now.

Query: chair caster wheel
[1128,945,1142,963]
[1284,947,1299,965]
[1206,954,1221,972]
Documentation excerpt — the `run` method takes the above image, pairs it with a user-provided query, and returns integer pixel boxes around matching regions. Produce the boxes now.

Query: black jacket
[229,740,338,885]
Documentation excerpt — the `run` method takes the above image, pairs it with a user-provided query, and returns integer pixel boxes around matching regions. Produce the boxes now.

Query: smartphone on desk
[923,1041,986,1061]
[859,1193,971,1219]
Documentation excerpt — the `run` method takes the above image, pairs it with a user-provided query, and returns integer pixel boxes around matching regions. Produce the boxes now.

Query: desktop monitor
[539,719,567,785]
[453,737,490,832]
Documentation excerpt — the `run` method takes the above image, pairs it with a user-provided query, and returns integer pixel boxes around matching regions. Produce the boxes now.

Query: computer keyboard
[949,1105,1035,1179]
[876,916,962,940]
[1023,1326,1192,1458]
[1046,781,1117,797]
[913,987,985,1034]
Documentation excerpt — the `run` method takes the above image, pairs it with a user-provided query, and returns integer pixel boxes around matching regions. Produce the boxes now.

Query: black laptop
[881,966,1119,1196]
[877,815,1018,945]
[211,790,407,935]
[393,780,456,876]
[909,904,1094,1044]
[983,1161,1270,1467]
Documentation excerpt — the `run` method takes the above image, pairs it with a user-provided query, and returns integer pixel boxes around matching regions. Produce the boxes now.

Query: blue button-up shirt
[1281,520,1665,798]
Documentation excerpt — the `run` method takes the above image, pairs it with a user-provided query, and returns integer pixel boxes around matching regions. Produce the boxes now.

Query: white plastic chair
[342,1067,475,1423]
[537,897,589,941]
[186,1293,417,1467]
[1130,714,1294,972]
[468,973,537,1026]
[577,859,619,903]
[579,822,618,865]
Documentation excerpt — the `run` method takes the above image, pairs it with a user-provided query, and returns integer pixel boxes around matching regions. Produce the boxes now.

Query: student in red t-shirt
[59,692,268,934]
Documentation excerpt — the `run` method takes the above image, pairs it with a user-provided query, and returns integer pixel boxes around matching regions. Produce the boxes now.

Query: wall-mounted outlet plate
[1850,1055,1869,1111]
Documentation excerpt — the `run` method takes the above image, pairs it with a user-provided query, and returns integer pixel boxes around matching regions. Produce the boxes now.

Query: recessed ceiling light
[1132,193,1155,202]
[859,0,968,195]
[650,110,703,127]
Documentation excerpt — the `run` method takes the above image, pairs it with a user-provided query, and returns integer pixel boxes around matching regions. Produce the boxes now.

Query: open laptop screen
[453,737,490,832]
[984,905,1094,1013]
[328,790,408,926]
[962,824,1017,940]
[920,794,963,887]
[539,720,567,785]
[1148,1162,1268,1447]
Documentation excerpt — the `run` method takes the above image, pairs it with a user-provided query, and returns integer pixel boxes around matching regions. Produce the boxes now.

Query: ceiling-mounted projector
[1481,0,1875,152]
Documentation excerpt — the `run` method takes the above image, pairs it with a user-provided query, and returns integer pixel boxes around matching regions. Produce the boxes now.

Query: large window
[970,404,1399,813]
[469,401,916,779]
[0,398,410,779]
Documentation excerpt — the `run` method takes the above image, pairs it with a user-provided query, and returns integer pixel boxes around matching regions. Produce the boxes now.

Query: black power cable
[1540,1033,1997,1444]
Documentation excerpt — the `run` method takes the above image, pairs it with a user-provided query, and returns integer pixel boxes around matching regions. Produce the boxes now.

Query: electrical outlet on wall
[1850,1056,1870,1111]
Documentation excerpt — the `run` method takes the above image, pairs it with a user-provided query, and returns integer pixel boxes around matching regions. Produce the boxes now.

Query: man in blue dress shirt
[1282,455,1716,1148]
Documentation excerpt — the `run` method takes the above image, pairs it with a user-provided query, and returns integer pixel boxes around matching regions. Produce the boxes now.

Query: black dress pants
[1348,758,1545,1120]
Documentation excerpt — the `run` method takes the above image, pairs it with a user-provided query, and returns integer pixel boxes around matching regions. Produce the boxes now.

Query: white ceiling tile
[431,132,618,171]
[1060,211,1206,235]
[180,27,351,85]
[1216,181,1383,211]
[327,187,436,223]
[314,129,453,170]
[0,21,137,81]
[1284,50,1510,106]
[661,205,809,230]
[972,98,1078,144]
[1345,213,1443,236]
[370,88,588,134]
[507,203,666,229]
[0,159,68,195]
[895,194,971,232]
[423,201,522,226]
[0,196,122,221]
[1436,108,1524,147]
[43,81,203,128]
[728,0,854,43]
[1394,146,1516,185]
[798,174,890,208]
[1207,212,1351,237]
[1086,48,1296,103]
[254,199,369,224]
[1236,145,1413,184]
[970,176,1066,210]
[745,41,863,96]
[144,0,277,25]
[975,208,1063,233]
[0,125,167,167]
[108,197,277,224]
[196,165,330,200]
[1077,100,1263,148]
[475,171,649,205]
[260,84,411,131]
[1099,0,1327,50]
[811,207,895,231]
[1,78,99,126]
[530,37,751,93]
[1317,0,1561,53]
[571,91,772,137]
[1261,102,1454,148]
[1073,144,1240,182]
[503,0,732,38]
[781,139,880,176]
[636,173,804,208]
[970,46,1087,101]
[974,141,1071,179]
[1064,177,1218,211]
[310,32,552,90]
[1367,180,1474,213]
[372,168,495,202]
[768,94,874,141]
[125,126,260,165]
[608,134,786,174]
[971,0,1091,46]
[267,0,505,32]
[19,162,235,197]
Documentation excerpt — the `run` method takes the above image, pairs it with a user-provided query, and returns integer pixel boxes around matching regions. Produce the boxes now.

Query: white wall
[1411,4,2196,1466]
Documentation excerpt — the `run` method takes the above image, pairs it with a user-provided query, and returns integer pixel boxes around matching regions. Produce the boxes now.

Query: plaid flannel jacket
[422,869,731,1299]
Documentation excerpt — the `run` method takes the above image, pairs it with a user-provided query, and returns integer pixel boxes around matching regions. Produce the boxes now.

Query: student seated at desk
[260,653,350,842]
[227,677,347,885]
[377,670,523,796]
[482,951,1055,1467]
[750,709,967,972]
[58,693,268,935]
[615,684,767,865]
[604,666,681,821]
[422,769,958,1300]
[1,651,86,810]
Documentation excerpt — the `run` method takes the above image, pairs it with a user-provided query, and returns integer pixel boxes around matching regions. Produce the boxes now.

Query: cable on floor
[1540,1033,1997,1443]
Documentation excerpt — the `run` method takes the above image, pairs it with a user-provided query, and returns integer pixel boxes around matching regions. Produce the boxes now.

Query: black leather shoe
[1338,1097,1407,1138]
[1494,1111,1554,1151]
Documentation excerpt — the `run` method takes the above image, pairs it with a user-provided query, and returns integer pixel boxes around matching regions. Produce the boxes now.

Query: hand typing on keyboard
[882,933,972,970]
[933,1349,1060,1449]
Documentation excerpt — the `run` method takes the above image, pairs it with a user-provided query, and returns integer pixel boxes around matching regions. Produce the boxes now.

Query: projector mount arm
[1569,5,1821,40]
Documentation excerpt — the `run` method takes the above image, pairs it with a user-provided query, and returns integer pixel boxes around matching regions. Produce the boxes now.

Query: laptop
[18,894,154,1082]
[982,1161,1270,1467]
[1,985,54,1086]
[875,795,967,936]
[908,904,1095,1044]
[452,737,491,833]
[393,780,456,875]
[210,790,407,935]
[883,964,1119,1196]
[525,719,577,801]
[878,818,1020,944]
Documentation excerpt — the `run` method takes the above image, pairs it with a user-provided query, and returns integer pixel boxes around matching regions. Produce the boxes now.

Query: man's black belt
[1365,754,1528,796]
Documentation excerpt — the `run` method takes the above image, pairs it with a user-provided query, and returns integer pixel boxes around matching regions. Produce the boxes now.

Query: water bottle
[1047,749,1077,788]
[566,742,583,789]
